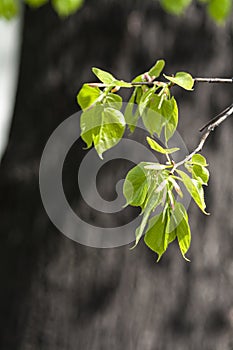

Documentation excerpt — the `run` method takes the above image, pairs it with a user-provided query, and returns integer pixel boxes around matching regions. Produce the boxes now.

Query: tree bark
[0,1,233,349]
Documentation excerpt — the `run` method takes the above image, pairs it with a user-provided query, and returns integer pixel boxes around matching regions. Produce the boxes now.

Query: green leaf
[148,60,165,78]
[176,170,209,214]
[190,164,209,185]
[168,202,191,261]
[208,0,232,23]
[52,0,84,16]
[80,105,125,158]
[164,72,194,90]
[164,97,178,142]
[144,202,191,261]
[167,202,185,233]
[92,67,116,85]
[0,0,19,19]
[123,162,149,207]
[134,186,164,248]
[25,0,48,7]
[147,136,179,154]
[185,154,209,184]
[132,59,165,84]
[77,84,103,111]
[176,212,191,261]
[104,93,122,110]
[142,95,178,138]
[124,88,140,132]
[160,0,192,15]
[144,212,169,261]
[142,97,163,136]
[189,154,208,166]
[138,86,157,115]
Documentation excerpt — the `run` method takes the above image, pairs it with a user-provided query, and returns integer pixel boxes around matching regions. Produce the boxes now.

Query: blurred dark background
[0,0,233,349]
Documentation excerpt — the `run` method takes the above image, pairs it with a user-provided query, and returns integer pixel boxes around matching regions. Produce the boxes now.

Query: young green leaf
[164,97,178,142]
[124,88,143,132]
[176,216,191,261]
[144,212,169,262]
[142,95,164,136]
[168,202,191,261]
[104,93,122,110]
[144,201,191,261]
[92,67,116,84]
[80,105,125,158]
[142,95,178,139]
[132,59,165,83]
[190,164,209,185]
[77,84,103,111]
[176,169,209,214]
[123,162,149,207]
[148,59,165,78]
[147,136,179,154]
[189,154,208,166]
[164,72,194,90]
[167,202,186,233]
[133,187,164,248]
[138,86,157,115]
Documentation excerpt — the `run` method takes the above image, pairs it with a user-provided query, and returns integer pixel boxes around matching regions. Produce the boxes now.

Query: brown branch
[172,103,233,172]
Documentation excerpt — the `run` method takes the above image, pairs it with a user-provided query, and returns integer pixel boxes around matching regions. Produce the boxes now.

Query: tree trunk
[0,1,233,349]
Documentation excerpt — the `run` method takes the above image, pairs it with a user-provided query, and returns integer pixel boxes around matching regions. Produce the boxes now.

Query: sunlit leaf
[189,154,208,166]
[176,169,209,214]
[77,84,103,111]
[123,163,149,207]
[52,0,84,16]
[147,136,179,154]
[164,72,194,90]
[124,89,140,132]
[164,97,178,142]
[80,105,125,158]
[104,93,122,110]
[148,59,165,78]
[92,67,116,84]
[144,212,169,261]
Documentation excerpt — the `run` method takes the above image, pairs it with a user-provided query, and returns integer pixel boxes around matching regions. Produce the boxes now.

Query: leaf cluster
[77,61,210,261]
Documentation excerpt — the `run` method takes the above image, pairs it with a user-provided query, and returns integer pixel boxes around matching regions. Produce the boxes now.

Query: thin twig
[200,103,233,131]
[88,77,233,89]
[194,77,233,84]
[171,103,233,172]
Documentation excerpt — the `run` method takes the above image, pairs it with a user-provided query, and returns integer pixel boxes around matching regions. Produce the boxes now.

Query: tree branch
[172,103,233,172]
[194,77,233,84]
[88,77,233,89]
